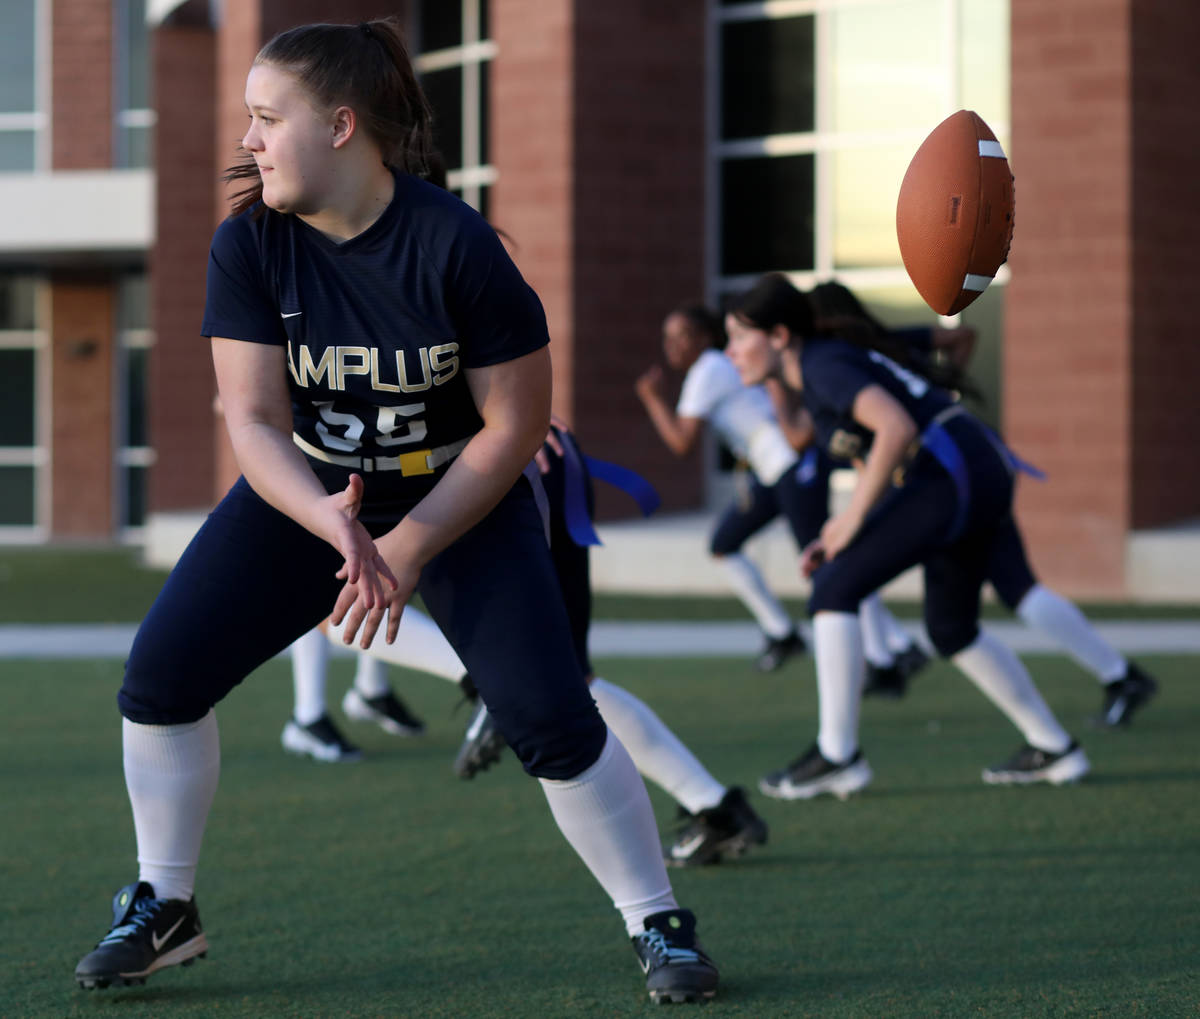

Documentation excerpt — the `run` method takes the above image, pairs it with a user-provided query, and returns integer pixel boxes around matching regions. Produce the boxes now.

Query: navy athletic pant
[709,450,833,556]
[120,470,606,780]
[808,415,1016,658]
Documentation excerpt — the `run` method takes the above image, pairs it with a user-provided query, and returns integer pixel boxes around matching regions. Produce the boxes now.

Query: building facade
[0,0,1196,598]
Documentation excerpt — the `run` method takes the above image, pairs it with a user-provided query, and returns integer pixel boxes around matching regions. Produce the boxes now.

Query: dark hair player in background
[73,18,717,1005]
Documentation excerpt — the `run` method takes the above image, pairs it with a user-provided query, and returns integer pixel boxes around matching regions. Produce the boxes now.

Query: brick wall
[149,11,217,512]
[1129,2,1200,527]
[1006,0,1133,595]
[52,0,113,169]
[572,0,707,517]
[50,275,114,535]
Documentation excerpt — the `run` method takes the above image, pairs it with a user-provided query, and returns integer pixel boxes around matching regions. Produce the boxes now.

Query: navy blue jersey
[201,170,549,488]
[800,337,954,462]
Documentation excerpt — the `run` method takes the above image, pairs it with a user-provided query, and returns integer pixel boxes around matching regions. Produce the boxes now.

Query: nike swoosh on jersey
[281,311,302,319]
[151,915,187,953]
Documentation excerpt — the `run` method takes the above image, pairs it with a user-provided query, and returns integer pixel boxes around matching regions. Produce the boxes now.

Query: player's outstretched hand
[634,364,664,401]
[533,414,570,474]
[319,474,398,630]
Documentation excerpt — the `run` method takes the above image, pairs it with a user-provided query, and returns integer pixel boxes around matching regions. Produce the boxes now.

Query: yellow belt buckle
[398,448,434,476]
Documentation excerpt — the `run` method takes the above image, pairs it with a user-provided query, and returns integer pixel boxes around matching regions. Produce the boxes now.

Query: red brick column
[150,11,218,512]
[1006,0,1134,596]
[51,0,113,168]
[50,276,114,536]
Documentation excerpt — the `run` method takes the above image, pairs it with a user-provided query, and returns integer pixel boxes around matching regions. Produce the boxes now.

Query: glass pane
[479,59,490,166]
[830,0,945,134]
[477,183,490,221]
[832,145,911,269]
[0,131,36,172]
[0,274,37,329]
[419,0,463,52]
[0,349,35,446]
[479,0,489,41]
[119,125,153,169]
[0,1,35,113]
[848,284,940,332]
[124,348,149,447]
[124,466,147,527]
[721,17,815,140]
[721,155,815,275]
[0,466,34,525]
[960,0,1010,137]
[121,0,151,110]
[423,67,463,170]
[117,273,150,331]
[959,282,1004,429]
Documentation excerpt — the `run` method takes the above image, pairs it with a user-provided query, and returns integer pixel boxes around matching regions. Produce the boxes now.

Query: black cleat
[665,787,768,867]
[754,630,806,672]
[894,642,931,682]
[631,909,719,1004]
[759,742,872,801]
[982,740,1090,786]
[863,663,907,698]
[1094,664,1158,728]
[453,700,506,779]
[75,882,207,990]
[281,713,363,762]
[342,687,426,736]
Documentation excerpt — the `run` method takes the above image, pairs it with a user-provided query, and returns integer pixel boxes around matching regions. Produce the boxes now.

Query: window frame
[0,275,49,541]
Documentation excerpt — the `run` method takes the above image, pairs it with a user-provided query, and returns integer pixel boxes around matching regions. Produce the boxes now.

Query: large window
[0,0,48,171]
[712,0,1010,424]
[414,0,495,216]
[114,0,154,168]
[0,274,46,538]
[115,273,154,533]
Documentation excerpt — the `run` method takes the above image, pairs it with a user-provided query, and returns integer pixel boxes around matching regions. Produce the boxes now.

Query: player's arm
[211,337,395,600]
[338,345,553,646]
[818,384,917,560]
[634,365,702,455]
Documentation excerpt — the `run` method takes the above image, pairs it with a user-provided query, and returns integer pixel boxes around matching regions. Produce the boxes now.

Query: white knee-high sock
[539,731,678,937]
[590,678,727,814]
[858,594,896,667]
[353,653,391,698]
[813,611,865,763]
[720,553,793,638]
[124,710,220,902]
[953,631,1072,752]
[328,607,466,683]
[1016,584,1127,683]
[290,627,328,725]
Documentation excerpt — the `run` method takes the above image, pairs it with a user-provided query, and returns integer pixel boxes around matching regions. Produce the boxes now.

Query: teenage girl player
[723,273,1090,799]
[73,19,716,1004]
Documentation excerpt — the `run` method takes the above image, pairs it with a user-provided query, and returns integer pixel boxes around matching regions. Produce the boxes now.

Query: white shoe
[281,715,362,762]
[982,741,1090,785]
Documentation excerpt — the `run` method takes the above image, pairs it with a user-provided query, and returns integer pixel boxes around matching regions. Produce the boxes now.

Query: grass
[1,650,1197,1016]
[2,545,1198,623]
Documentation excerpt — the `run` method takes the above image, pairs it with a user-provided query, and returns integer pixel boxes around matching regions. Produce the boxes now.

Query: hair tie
[359,22,376,40]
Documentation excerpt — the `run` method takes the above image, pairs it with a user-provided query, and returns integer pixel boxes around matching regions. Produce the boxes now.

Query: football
[895,110,1015,316]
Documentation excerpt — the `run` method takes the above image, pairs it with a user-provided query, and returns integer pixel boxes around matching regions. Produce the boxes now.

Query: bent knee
[925,618,979,658]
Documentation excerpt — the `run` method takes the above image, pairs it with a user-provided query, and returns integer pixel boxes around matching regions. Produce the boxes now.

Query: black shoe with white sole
[863,662,908,698]
[631,909,719,1004]
[982,740,1091,785]
[342,687,426,736]
[75,882,207,989]
[665,787,768,867]
[759,742,873,800]
[281,714,363,762]
[754,630,806,672]
[452,700,507,779]
[1095,664,1158,728]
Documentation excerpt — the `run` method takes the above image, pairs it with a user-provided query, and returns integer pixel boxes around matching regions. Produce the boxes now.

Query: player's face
[724,313,779,385]
[242,63,339,215]
[661,313,700,370]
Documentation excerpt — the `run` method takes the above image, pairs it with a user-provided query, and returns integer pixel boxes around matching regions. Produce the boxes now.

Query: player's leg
[76,478,341,990]
[282,626,362,761]
[988,516,1157,726]
[710,477,804,671]
[419,481,717,1002]
[760,471,956,800]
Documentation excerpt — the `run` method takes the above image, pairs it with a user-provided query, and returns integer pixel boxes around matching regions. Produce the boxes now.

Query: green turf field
[1,651,1196,1016]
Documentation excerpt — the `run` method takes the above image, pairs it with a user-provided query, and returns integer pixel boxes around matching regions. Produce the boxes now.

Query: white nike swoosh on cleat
[281,311,302,319]
[151,916,187,953]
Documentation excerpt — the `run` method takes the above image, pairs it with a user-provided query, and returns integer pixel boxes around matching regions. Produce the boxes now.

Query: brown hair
[224,18,435,217]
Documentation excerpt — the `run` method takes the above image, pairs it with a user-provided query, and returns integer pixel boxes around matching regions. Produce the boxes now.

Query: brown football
[896,110,1015,315]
